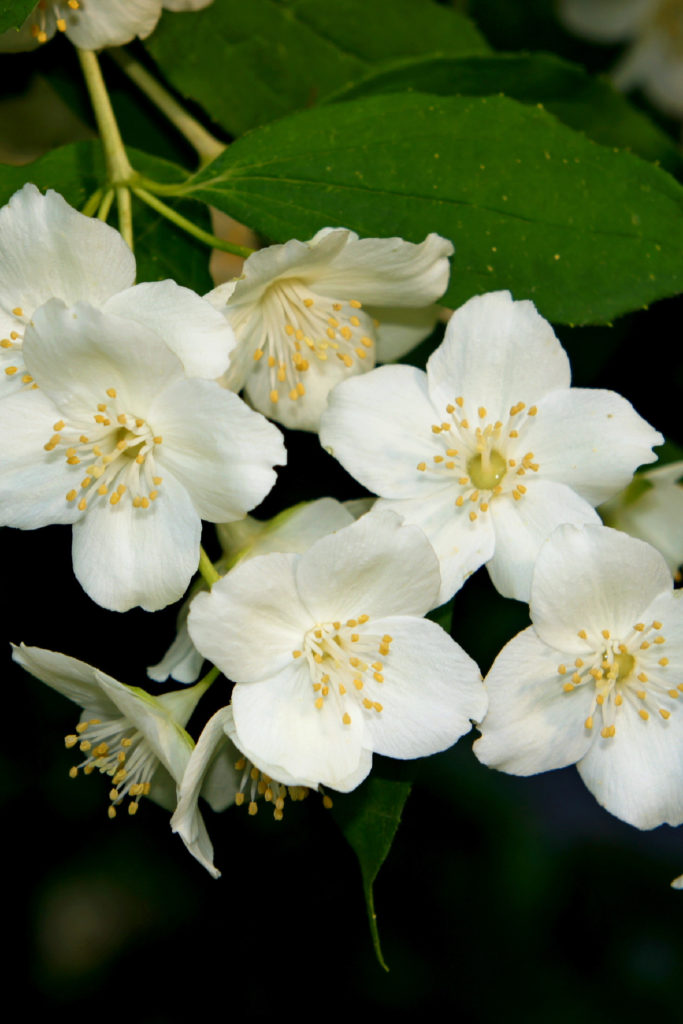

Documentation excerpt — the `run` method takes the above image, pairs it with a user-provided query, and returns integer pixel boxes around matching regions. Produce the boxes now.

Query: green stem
[116,186,134,249]
[198,545,221,587]
[96,188,115,222]
[108,49,225,167]
[82,188,104,217]
[77,48,134,183]
[133,187,254,258]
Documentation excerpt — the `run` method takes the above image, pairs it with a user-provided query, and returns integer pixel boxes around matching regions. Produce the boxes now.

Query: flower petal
[150,378,285,522]
[171,706,238,879]
[11,644,119,718]
[72,470,201,612]
[473,627,594,774]
[0,185,134,341]
[530,524,673,654]
[231,662,371,791]
[426,291,570,417]
[24,300,183,421]
[524,387,662,506]
[577,696,683,828]
[487,479,601,602]
[373,304,441,362]
[0,388,82,528]
[312,232,454,307]
[363,615,485,758]
[558,0,651,41]
[188,552,311,683]
[296,510,442,623]
[65,0,162,48]
[103,281,235,380]
[320,363,446,498]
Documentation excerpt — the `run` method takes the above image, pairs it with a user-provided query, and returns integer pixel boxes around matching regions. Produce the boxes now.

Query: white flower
[0,0,213,51]
[11,644,226,829]
[600,461,683,577]
[474,524,683,830]
[205,227,454,432]
[187,510,486,793]
[559,0,683,117]
[148,497,363,684]
[320,290,663,603]
[0,300,285,611]
[171,705,311,878]
[0,184,235,394]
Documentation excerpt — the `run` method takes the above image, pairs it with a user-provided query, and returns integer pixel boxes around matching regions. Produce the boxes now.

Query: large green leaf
[0,142,213,294]
[144,0,488,137]
[0,0,34,33]
[178,92,683,325]
[331,776,411,971]
[327,52,683,174]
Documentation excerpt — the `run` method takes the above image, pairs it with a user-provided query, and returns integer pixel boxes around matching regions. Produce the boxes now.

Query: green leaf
[0,0,34,33]
[327,52,683,174]
[331,776,411,971]
[0,142,213,294]
[180,92,683,325]
[144,0,488,137]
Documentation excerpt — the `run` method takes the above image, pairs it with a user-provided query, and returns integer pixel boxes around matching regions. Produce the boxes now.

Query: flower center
[256,280,376,405]
[232,755,311,820]
[467,448,507,490]
[29,0,80,42]
[291,613,393,726]
[42,386,164,513]
[416,396,541,522]
[558,618,678,738]
[65,712,156,818]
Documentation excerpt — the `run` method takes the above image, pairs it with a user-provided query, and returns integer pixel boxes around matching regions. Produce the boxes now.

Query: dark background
[2,0,683,1017]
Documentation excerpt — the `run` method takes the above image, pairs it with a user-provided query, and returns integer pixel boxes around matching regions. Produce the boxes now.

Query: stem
[77,48,134,183]
[116,186,134,249]
[133,187,254,258]
[109,48,225,167]
[198,545,221,587]
[96,189,115,222]
[82,188,104,217]
[194,664,221,697]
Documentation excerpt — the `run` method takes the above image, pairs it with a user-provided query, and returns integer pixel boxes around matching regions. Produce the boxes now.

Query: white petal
[558,0,652,41]
[0,185,134,340]
[188,553,310,683]
[608,473,683,574]
[244,335,371,432]
[373,304,442,362]
[150,379,285,521]
[320,363,445,498]
[24,300,183,421]
[577,697,683,828]
[523,387,662,506]
[530,524,673,654]
[473,628,594,774]
[296,510,441,623]
[163,0,214,9]
[11,644,119,718]
[0,388,82,529]
[147,606,205,685]
[65,0,162,48]
[72,470,200,612]
[427,291,570,417]
[218,497,355,566]
[312,232,454,307]
[231,662,370,791]
[94,672,194,785]
[487,480,601,602]
[171,706,237,879]
[103,281,235,380]
[616,30,683,116]
[363,615,485,758]
[374,490,496,604]
[227,232,351,308]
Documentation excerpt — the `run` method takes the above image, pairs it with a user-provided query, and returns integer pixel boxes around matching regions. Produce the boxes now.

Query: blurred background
[2,0,683,1017]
